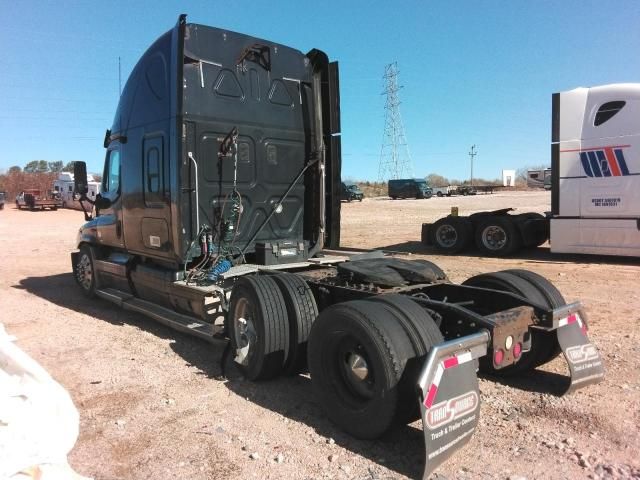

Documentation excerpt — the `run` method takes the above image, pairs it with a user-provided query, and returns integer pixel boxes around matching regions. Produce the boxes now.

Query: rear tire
[475,216,522,256]
[271,273,318,375]
[308,300,414,439]
[429,217,473,253]
[367,294,443,423]
[462,271,551,375]
[517,213,548,248]
[228,275,289,381]
[501,269,565,364]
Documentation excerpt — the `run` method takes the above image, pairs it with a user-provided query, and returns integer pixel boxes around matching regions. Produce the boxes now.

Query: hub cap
[339,341,375,399]
[348,353,369,381]
[233,298,257,366]
[481,225,507,251]
[435,224,458,248]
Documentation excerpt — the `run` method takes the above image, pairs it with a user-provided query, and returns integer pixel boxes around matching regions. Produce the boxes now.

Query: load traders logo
[565,344,599,364]
[572,145,632,177]
[425,391,478,429]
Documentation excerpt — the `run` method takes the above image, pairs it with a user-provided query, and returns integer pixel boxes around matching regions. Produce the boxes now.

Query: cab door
[97,145,125,248]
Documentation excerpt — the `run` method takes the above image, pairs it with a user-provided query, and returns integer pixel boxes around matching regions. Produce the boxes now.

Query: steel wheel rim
[233,298,257,366]
[482,225,507,250]
[435,224,458,248]
[76,253,93,290]
[337,338,375,400]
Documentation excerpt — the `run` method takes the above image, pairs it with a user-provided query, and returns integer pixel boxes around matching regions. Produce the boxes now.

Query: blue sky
[1,1,639,181]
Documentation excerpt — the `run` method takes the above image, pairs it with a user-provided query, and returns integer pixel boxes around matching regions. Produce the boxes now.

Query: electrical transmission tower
[377,63,414,182]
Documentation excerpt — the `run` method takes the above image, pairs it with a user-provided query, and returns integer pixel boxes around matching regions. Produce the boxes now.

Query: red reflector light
[513,342,522,359]
[494,349,504,365]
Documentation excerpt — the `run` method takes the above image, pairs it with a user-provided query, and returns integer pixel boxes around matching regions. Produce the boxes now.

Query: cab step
[95,288,225,343]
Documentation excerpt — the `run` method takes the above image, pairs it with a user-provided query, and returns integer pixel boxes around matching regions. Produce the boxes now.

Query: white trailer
[53,172,101,209]
[423,83,640,257]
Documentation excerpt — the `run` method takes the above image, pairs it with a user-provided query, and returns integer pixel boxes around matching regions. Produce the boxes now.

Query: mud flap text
[417,331,489,479]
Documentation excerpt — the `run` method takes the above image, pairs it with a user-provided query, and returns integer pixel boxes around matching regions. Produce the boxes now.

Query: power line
[377,62,414,182]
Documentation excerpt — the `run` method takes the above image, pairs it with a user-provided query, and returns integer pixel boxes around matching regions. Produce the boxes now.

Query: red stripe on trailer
[443,356,459,369]
[560,144,631,153]
[567,314,577,324]
[605,147,622,176]
[424,384,438,408]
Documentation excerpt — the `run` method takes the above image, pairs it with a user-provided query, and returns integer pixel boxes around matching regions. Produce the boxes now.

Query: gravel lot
[1,190,639,479]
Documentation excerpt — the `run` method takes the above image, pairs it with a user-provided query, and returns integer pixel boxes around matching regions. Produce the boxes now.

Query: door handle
[116,220,122,238]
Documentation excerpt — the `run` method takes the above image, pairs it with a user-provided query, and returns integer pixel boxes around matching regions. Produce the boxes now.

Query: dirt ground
[1,190,639,480]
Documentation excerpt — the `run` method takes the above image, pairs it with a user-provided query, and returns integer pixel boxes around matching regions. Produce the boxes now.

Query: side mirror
[74,161,89,196]
[94,194,112,210]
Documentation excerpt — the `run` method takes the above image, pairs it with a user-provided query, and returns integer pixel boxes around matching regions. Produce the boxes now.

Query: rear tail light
[513,342,522,359]
[494,349,504,365]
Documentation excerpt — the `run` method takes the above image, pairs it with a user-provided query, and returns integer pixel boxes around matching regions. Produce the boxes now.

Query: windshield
[416,180,430,190]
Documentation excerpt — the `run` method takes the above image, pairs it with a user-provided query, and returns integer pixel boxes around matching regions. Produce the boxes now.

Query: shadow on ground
[480,369,569,396]
[16,273,425,479]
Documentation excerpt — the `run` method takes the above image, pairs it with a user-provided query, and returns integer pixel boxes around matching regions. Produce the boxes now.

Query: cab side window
[594,101,625,126]
[103,149,121,195]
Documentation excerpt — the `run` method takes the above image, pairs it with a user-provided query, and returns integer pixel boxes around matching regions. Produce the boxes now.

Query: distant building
[502,169,516,187]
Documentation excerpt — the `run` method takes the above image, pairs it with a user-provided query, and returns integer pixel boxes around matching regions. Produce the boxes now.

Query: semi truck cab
[551,83,640,256]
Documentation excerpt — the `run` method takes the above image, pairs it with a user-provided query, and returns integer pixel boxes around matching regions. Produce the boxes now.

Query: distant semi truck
[422,83,640,257]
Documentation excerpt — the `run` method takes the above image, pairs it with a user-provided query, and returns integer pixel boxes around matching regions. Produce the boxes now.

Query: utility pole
[377,62,414,183]
[468,144,477,186]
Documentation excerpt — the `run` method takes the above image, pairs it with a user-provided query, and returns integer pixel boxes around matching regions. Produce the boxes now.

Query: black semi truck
[71,16,604,478]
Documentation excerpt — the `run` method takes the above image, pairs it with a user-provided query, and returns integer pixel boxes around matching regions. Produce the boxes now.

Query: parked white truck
[423,83,640,257]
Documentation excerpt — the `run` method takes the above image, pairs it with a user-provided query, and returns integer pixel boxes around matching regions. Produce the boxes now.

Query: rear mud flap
[553,307,605,394]
[417,331,489,479]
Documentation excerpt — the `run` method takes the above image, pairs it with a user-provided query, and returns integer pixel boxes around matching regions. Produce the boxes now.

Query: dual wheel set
[425,213,548,256]
[227,268,566,440]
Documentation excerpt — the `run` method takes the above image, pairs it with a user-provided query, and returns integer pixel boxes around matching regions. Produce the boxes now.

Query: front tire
[74,245,96,298]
